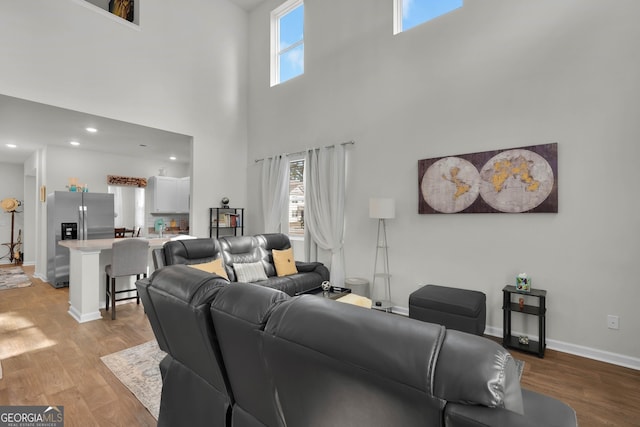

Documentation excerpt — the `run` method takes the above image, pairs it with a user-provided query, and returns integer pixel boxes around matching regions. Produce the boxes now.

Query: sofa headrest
[163,238,222,266]
[256,233,291,251]
[265,295,445,392]
[149,264,226,305]
[211,282,289,326]
[219,236,269,281]
[254,234,292,277]
[261,297,447,425]
[433,330,524,414]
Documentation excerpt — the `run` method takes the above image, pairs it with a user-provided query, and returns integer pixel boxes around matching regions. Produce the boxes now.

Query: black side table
[502,285,546,358]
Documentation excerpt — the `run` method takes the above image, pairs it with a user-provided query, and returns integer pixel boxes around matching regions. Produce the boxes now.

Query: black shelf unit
[502,285,547,358]
[209,207,244,238]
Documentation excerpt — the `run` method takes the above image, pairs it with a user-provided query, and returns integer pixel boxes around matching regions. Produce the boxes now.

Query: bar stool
[105,238,149,320]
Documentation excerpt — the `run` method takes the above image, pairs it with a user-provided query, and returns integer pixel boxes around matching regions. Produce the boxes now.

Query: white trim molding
[394,306,640,371]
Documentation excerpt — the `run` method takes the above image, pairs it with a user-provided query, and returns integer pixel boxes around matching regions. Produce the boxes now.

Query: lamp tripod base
[372,299,393,313]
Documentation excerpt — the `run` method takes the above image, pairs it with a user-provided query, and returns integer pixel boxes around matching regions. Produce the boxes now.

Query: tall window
[271,0,304,86]
[394,0,462,34]
[288,159,305,236]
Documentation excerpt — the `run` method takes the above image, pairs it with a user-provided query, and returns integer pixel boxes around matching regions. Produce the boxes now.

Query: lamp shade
[369,198,395,219]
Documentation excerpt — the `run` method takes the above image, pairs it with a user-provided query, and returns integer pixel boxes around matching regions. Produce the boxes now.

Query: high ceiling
[0,0,269,166]
[0,94,191,165]
[229,0,266,11]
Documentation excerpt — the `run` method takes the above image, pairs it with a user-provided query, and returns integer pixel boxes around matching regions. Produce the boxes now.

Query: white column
[67,248,103,323]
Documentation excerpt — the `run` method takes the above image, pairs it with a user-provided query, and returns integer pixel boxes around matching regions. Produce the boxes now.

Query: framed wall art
[109,0,134,22]
[418,143,558,214]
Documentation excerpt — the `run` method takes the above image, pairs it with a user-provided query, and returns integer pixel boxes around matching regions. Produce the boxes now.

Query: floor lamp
[1,198,22,264]
[370,198,395,312]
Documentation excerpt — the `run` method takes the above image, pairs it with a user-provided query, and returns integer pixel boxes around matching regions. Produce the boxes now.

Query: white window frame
[393,0,404,35]
[393,0,462,35]
[270,0,304,87]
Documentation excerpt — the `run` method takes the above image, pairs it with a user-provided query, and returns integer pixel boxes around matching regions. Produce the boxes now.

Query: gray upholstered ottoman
[409,285,486,335]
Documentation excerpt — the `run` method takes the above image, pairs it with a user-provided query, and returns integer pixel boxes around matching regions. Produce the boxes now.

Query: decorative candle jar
[516,273,531,292]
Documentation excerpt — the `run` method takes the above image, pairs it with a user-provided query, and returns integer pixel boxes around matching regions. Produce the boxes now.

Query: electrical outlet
[607,315,619,330]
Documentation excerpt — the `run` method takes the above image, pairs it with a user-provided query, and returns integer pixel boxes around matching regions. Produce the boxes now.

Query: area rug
[101,340,165,420]
[0,266,32,290]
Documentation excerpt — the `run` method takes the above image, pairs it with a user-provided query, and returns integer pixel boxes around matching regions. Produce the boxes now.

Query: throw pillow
[188,258,229,280]
[272,248,298,277]
[234,261,268,283]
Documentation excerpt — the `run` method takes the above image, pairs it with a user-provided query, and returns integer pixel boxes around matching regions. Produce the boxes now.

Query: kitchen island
[58,236,194,323]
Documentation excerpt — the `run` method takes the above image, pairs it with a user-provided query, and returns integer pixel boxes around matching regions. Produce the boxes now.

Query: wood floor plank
[1,264,639,426]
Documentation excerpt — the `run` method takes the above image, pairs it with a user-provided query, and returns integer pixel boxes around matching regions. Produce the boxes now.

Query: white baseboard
[33,272,48,282]
[394,306,640,371]
[392,306,409,317]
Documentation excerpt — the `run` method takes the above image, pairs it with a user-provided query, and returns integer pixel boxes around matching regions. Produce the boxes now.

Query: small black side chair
[105,238,150,320]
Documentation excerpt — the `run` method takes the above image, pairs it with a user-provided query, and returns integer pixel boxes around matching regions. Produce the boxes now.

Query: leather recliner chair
[136,265,233,427]
[210,283,290,427]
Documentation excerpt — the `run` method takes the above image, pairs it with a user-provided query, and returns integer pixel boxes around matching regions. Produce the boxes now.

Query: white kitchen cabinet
[177,177,190,213]
[148,176,190,213]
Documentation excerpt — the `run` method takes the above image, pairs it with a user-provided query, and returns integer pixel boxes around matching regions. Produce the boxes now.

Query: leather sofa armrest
[434,330,524,414]
[294,261,323,272]
[295,261,330,280]
[444,389,577,427]
[152,248,166,269]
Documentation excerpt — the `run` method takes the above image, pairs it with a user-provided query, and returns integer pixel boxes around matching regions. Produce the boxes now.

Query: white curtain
[261,155,290,233]
[304,145,347,287]
[134,188,145,232]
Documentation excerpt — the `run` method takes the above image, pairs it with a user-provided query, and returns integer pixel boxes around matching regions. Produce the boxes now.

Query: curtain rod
[254,140,355,163]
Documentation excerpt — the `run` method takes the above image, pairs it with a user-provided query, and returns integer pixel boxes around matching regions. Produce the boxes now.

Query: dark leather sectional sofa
[137,265,578,427]
[152,233,329,296]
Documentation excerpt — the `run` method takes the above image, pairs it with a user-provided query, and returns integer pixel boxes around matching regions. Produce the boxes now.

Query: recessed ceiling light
[6,143,17,148]
[86,127,97,133]
[70,141,80,146]
[169,156,177,161]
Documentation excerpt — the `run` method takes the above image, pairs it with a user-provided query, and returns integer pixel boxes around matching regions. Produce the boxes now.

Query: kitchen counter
[58,236,170,251]
[59,236,194,323]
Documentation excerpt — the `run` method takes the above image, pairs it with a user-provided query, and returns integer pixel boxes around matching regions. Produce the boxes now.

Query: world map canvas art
[418,143,558,214]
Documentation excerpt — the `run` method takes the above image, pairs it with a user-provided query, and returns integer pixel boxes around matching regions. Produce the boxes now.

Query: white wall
[0,163,24,264]
[246,0,640,365]
[0,0,249,272]
[47,144,190,236]
[45,146,190,195]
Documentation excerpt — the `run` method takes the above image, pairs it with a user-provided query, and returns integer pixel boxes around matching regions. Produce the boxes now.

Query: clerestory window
[394,0,462,34]
[271,0,304,86]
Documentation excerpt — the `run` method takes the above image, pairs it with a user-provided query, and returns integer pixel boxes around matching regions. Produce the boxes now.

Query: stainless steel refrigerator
[46,191,115,288]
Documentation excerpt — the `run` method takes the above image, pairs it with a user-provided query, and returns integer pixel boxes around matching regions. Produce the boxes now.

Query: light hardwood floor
[1,265,639,426]
[0,265,156,426]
